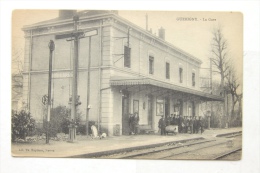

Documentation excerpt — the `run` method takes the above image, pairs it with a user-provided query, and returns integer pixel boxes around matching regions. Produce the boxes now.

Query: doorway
[122,91,130,135]
[165,97,170,118]
[148,95,153,126]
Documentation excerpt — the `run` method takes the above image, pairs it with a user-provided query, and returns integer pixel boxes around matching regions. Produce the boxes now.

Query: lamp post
[46,40,55,144]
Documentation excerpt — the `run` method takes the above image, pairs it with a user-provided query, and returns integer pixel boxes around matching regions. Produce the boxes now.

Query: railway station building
[22,10,223,136]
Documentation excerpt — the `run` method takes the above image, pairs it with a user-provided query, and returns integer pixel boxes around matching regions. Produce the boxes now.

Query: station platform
[12,127,242,158]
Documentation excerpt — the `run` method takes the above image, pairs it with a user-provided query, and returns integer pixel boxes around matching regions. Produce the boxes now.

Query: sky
[12,10,243,87]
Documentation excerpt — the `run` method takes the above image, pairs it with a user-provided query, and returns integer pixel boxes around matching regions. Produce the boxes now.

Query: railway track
[98,139,217,159]
[96,134,242,160]
[213,148,242,160]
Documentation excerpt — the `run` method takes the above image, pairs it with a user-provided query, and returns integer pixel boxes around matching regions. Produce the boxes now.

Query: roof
[22,10,202,64]
[110,76,224,102]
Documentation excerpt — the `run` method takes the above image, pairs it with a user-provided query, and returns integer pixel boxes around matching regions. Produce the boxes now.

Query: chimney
[59,10,77,19]
[111,10,118,14]
[145,14,148,31]
[158,27,165,40]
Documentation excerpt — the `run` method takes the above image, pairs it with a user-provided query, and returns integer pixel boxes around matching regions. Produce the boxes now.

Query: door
[165,97,170,118]
[148,95,153,126]
[192,101,196,117]
[122,91,130,135]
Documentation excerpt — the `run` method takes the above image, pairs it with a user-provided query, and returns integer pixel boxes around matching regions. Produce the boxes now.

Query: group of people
[128,112,140,135]
[158,114,205,135]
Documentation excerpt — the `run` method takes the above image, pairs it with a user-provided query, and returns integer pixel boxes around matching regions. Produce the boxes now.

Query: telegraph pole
[71,15,80,142]
[86,37,91,136]
[55,15,97,140]
[47,40,55,144]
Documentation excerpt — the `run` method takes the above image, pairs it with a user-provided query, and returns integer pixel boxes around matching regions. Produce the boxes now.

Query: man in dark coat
[179,115,184,133]
[128,114,134,135]
[187,116,193,134]
[166,114,172,126]
[158,116,166,136]
[172,114,176,125]
[183,116,188,133]
[198,116,204,134]
[132,112,139,134]
[194,116,200,133]
[193,116,198,134]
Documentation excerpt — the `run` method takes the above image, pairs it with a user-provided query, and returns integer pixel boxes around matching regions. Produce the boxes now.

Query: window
[166,62,170,79]
[133,100,139,114]
[149,56,154,74]
[156,98,164,116]
[179,68,183,83]
[124,46,131,68]
[192,72,195,86]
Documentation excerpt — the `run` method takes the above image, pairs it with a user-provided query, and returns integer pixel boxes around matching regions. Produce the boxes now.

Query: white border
[1,1,259,173]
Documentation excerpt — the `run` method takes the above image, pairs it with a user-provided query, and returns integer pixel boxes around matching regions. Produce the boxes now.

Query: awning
[110,76,224,102]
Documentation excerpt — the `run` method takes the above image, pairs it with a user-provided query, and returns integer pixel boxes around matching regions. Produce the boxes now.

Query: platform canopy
[110,76,224,102]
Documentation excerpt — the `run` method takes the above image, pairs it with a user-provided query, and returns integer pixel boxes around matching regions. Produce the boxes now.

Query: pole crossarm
[55,31,85,40]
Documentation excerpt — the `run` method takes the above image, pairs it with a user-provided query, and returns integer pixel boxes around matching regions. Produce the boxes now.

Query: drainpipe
[98,20,103,132]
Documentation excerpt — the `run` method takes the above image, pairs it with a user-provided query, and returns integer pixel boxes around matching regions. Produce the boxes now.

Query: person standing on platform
[166,114,172,126]
[170,114,174,123]
[133,112,139,135]
[198,116,204,134]
[179,115,184,133]
[183,116,188,133]
[194,116,199,133]
[187,116,193,134]
[172,114,176,125]
[158,116,166,136]
[191,116,195,134]
[128,114,134,135]
[176,115,180,133]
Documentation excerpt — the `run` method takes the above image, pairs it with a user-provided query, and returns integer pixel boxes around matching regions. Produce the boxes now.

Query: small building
[22,10,223,136]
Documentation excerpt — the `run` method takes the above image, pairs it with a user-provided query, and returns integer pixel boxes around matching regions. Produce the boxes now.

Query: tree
[11,110,36,142]
[210,26,230,126]
[225,63,243,127]
[225,64,240,117]
[210,26,229,91]
[12,48,24,110]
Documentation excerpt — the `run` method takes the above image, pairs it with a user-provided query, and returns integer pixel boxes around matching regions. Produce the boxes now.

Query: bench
[138,125,156,134]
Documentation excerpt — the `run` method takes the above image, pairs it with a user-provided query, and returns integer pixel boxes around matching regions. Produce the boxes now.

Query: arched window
[166,62,170,79]
[149,55,154,74]
[192,72,196,86]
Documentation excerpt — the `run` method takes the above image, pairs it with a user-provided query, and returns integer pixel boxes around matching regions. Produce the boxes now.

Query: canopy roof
[110,76,224,102]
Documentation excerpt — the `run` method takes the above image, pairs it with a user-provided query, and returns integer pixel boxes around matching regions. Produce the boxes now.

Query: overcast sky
[12,10,243,81]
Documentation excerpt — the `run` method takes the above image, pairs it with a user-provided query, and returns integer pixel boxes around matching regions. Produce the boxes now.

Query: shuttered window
[149,56,154,74]
[124,46,131,68]
[166,62,170,79]
[179,68,183,83]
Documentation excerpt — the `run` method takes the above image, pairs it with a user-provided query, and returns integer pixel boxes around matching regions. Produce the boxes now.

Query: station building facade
[22,10,223,136]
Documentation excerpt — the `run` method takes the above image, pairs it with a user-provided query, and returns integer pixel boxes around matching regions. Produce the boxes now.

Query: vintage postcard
[12,10,243,160]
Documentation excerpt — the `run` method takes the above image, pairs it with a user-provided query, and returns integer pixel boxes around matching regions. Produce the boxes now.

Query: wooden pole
[47,40,55,144]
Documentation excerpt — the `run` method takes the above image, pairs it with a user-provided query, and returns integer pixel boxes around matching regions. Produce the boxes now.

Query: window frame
[166,62,170,79]
[149,55,154,75]
[192,72,196,87]
[179,67,183,83]
[124,46,131,68]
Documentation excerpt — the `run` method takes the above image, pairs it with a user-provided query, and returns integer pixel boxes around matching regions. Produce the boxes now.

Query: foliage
[11,110,36,141]
[43,106,85,137]
[43,106,70,137]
